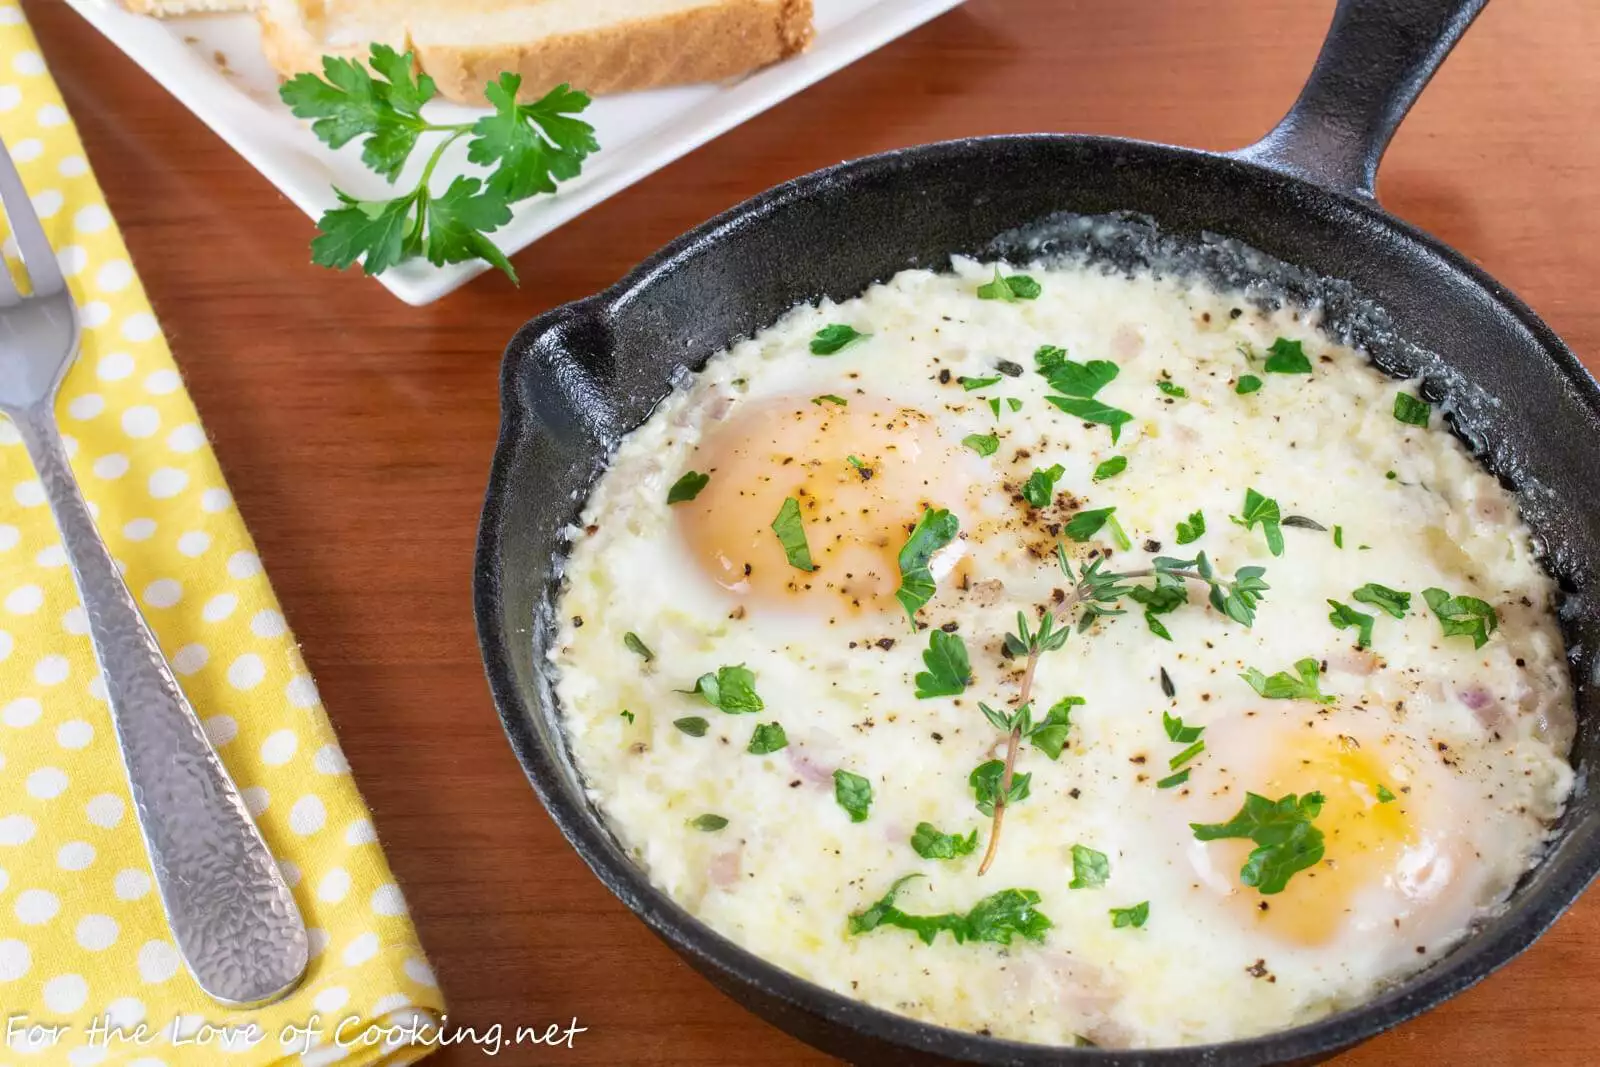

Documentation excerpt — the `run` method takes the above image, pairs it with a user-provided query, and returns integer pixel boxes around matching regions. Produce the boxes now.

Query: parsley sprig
[849,874,1051,945]
[280,46,598,281]
[1191,791,1326,894]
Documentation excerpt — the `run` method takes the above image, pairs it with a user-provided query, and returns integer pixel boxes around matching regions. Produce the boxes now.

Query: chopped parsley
[623,631,654,662]
[976,267,1041,301]
[1069,845,1110,889]
[1156,769,1190,789]
[1163,711,1203,744]
[810,324,868,355]
[914,628,971,699]
[684,665,765,713]
[1231,488,1284,556]
[1327,599,1376,649]
[1109,902,1149,928]
[1191,791,1326,894]
[962,432,999,456]
[619,710,634,724]
[770,496,815,572]
[894,506,960,623]
[1423,587,1499,649]
[1333,524,1344,548]
[1352,582,1410,618]
[812,393,848,406]
[848,874,1051,945]
[971,759,1031,817]
[1063,506,1117,542]
[1393,392,1431,427]
[911,823,978,861]
[747,722,787,754]
[1157,379,1188,398]
[673,716,709,737]
[1241,657,1335,704]
[1022,464,1065,508]
[1093,456,1127,481]
[1376,784,1397,804]
[1176,510,1206,545]
[1236,374,1263,395]
[1027,696,1082,760]
[1045,395,1133,442]
[1263,337,1313,374]
[689,814,728,832]
[1035,345,1131,441]
[960,375,1003,391]
[666,470,709,504]
[1169,739,1206,770]
[833,769,873,822]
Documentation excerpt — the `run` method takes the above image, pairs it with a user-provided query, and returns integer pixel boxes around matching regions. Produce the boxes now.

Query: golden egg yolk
[1216,733,1417,947]
[675,396,962,616]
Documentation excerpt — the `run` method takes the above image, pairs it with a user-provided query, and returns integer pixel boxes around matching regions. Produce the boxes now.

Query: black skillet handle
[1231,0,1487,199]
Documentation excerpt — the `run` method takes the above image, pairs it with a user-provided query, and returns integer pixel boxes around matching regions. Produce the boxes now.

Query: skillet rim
[474,130,1600,1066]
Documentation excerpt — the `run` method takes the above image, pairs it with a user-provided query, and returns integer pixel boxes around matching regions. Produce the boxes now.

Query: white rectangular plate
[64,0,965,305]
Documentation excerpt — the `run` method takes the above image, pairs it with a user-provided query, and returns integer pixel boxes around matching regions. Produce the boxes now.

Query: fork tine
[0,234,21,307]
[0,139,64,297]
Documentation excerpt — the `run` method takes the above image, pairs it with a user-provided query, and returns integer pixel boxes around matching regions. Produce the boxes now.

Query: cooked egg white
[549,257,1574,1048]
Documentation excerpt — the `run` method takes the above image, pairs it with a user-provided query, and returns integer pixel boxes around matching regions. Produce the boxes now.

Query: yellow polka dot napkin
[0,8,445,1066]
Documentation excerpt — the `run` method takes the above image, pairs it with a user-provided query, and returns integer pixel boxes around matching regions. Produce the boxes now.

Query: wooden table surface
[22,0,1600,1062]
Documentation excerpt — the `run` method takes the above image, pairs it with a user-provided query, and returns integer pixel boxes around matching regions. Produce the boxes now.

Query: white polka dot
[0,940,30,980]
[166,424,205,453]
[287,675,320,709]
[34,543,66,567]
[57,841,95,871]
[5,584,42,614]
[277,859,300,888]
[289,795,327,836]
[80,301,111,328]
[177,530,210,557]
[93,453,129,479]
[314,744,349,775]
[10,137,41,162]
[372,993,411,1016]
[0,420,16,445]
[75,204,112,233]
[43,973,88,1013]
[37,103,68,127]
[227,551,262,579]
[137,940,179,983]
[261,729,298,765]
[312,986,349,1013]
[97,351,134,380]
[123,517,157,540]
[0,8,20,24]
[142,578,181,608]
[76,914,119,951]
[0,85,18,111]
[144,368,180,394]
[345,819,376,846]
[250,610,286,638]
[316,866,350,902]
[59,602,86,634]
[0,814,36,845]
[201,487,232,512]
[2,696,41,726]
[87,674,108,702]
[30,188,63,219]
[371,883,408,916]
[13,480,44,507]
[26,766,68,798]
[67,393,104,419]
[59,155,88,178]
[33,654,69,685]
[60,434,79,457]
[228,653,265,690]
[172,644,208,675]
[56,243,88,276]
[0,869,9,893]
[149,468,188,498]
[0,524,16,551]
[201,593,236,623]
[96,260,134,292]
[0,629,10,662]
[202,714,236,747]
[121,312,159,342]
[11,50,43,75]
[15,888,59,924]
[86,792,125,829]
[57,719,92,748]
[341,931,380,966]
[106,997,145,1028]
[403,957,438,987]
[240,787,270,817]
[122,405,161,438]
[114,868,151,900]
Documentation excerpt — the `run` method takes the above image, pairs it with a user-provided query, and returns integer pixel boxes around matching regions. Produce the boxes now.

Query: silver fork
[0,142,307,1006]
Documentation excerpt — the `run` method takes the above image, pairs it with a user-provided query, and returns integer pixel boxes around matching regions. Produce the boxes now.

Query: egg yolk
[675,396,963,616]
[1216,733,1421,947]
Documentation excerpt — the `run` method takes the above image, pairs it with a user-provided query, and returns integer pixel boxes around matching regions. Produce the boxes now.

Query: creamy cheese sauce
[549,257,1574,1048]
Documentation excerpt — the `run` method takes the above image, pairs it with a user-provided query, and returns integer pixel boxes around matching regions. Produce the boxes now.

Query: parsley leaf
[810,324,868,355]
[1352,582,1410,618]
[1263,338,1313,373]
[1231,488,1284,556]
[959,375,1003,391]
[1422,587,1499,649]
[1157,380,1188,398]
[914,628,971,699]
[747,722,788,754]
[971,760,1031,817]
[689,814,728,831]
[279,45,435,181]
[1169,739,1206,770]
[911,823,978,861]
[1236,374,1263,395]
[848,874,1052,946]
[1241,658,1335,704]
[1110,902,1149,928]
[1069,844,1109,889]
[685,665,764,713]
[620,709,634,724]
[1156,769,1190,789]
[1064,507,1117,542]
[962,432,999,456]
[1333,525,1344,548]
[468,76,598,202]
[812,394,848,406]
[1035,346,1118,397]
[1163,711,1203,744]
[1028,696,1082,760]
[977,267,1041,301]
[673,716,709,737]
[833,770,873,822]
[1022,464,1065,508]
[770,497,815,572]
[1044,395,1134,443]
[1176,510,1206,545]
[1393,392,1431,427]
[623,632,654,662]
[895,507,960,622]
[666,471,709,504]
[307,193,416,277]
[1191,791,1326,894]
[1327,599,1376,649]
[1376,784,1397,803]
[1093,456,1127,481]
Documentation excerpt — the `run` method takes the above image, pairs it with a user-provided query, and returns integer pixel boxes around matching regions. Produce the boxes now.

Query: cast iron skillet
[475,0,1600,1062]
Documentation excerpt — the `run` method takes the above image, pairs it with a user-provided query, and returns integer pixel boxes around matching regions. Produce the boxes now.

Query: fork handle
[14,404,308,1006]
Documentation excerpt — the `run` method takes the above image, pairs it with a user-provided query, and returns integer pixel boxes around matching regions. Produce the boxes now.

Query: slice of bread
[124,0,256,12]
[258,0,815,102]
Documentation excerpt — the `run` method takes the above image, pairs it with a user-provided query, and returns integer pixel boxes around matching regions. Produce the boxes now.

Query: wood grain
[20,0,1600,1062]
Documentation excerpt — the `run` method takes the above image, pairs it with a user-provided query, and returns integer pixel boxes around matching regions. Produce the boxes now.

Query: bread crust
[124,0,255,13]
[258,0,814,99]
